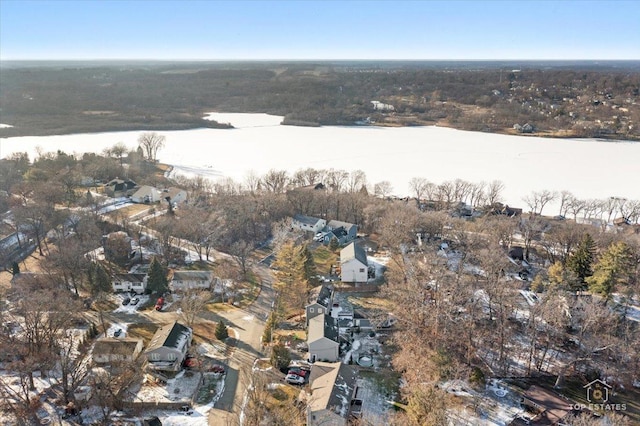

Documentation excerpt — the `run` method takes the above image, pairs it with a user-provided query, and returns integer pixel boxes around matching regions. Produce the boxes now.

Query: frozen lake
[1,112,639,208]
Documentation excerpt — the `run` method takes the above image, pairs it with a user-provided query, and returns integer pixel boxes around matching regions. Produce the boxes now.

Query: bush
[215,320,229,340]
[469,366,485,386]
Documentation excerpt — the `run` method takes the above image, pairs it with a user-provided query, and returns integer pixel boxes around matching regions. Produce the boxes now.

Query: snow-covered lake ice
[1,113,638,208]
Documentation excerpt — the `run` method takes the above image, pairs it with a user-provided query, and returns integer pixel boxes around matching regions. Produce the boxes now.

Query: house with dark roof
[307,314,339,362]
[93,337,144,365]
[112,273,148,294]
[340,242,368,283]
[170,270,214,291]
[145,321,192,372]
[306,285,334,326]
[292,214,327,234]
[326,220,357,241]
[104,178,137,197]
[304,361,358,426]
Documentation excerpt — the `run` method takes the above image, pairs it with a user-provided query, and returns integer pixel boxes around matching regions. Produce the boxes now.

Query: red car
[155,297,165,311]
[287,367,307,378]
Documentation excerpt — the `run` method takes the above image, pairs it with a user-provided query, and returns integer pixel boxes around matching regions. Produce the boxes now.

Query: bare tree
[374,181,393,198]
[137,132,166,162]
[261,169,289,193]
[408,177,430,203]
[179,289,211,327]
[485,180,505,206]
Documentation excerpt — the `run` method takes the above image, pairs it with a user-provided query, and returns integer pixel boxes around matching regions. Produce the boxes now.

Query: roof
[93,338,143,357]
[146,321,192,352]
[165,187,187,199]
[522,385,572,425]
[327,220,356,232]
[113,273,146,283]
[133,185,161,198]
[308,362,357,419]
[308,314,338,344]
[340,242,368,266]
[330,227,348,240]
[293,214,324,226]
[172,270,214,282]
[316,285,333,308]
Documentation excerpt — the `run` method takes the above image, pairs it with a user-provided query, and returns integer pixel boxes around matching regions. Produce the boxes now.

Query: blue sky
[1,0,639,60]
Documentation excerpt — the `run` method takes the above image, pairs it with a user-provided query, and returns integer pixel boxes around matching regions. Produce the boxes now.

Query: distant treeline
[0,61,639,139]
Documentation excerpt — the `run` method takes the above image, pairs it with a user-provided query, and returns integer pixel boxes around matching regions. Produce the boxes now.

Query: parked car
[288,367,308,378]
[130,297,139,305]
[285,373,305,385]
[122,297,130,306]
[155,296,164,311]
[113,328,123,337]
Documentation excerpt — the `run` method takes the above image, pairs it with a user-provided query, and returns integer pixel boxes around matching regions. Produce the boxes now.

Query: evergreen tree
[270,343,291,371]
[11,261,20,276]
[94,264,112,295]
[147,257,168,294]
[215,320,229,340]
[548,261,579,292]
[587,241,635,304]
[272,242,309,309]
[566,233,596,287]
[302,244,316,281]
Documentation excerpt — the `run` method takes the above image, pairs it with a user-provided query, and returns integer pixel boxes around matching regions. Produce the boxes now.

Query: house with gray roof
[339,242,368,283]
[304,361,358,426]
[307,314,339,362]
[93,337,144,365]
[145,321,192,372]
[131,185,163,204]
[292,214,327,234]
[306,284,334,326]
[170,270,214,291]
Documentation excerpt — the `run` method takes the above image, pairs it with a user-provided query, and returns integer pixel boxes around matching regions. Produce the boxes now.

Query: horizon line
[2,58,639,62]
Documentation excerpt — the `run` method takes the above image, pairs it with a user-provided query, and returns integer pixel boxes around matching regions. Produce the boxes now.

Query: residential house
[164,187,188,205]
[292,214,327,234]
[170,270,214,291]
[93,338,144,365]
[321,220,357,245]
[145,321,193,372]
[307,314,339,362]
[340,242,368,283]
[304,362,358,426]
[512,385,572,425]
[104,178,137,197]
[112,273,147,294]
[131,185,163,204]
[306,285,334,326]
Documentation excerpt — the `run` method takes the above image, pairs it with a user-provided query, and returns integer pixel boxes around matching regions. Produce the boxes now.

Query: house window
[359,268,365,273]
[151,353,160,361]
[168,353,176,361]
[309,308,314,313]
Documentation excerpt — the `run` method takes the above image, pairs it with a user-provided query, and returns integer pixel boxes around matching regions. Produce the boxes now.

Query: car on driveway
[285,373,305,385]
[130,297,139,305]
[287,367,308,378]
[113,328,123,337]
[122,297,130,305]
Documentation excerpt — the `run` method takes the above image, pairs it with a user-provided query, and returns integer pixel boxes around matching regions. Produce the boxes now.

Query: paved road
[208,264,275,425]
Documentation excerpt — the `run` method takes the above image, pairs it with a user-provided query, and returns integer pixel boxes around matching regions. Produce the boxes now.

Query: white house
[164,187,188,205]
[93,338,144,365]
[170,270,214,291]
[307,314,339,363]
[145,321,192,372]
[339,242,368,283]
[112,273,147,294]
[292,214,327,234]
[131,185,163,204]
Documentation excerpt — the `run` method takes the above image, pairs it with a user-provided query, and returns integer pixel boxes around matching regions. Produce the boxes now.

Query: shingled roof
[340,242,368,266]
[308,362,358,420]
[146,321,192,352]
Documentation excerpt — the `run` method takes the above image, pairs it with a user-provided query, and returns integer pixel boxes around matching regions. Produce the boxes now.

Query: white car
[285,373,305,385]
